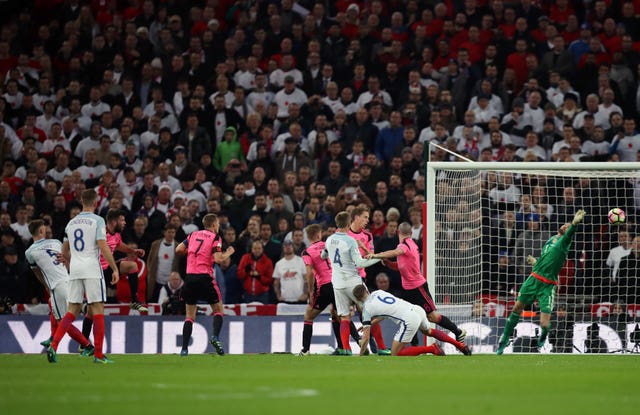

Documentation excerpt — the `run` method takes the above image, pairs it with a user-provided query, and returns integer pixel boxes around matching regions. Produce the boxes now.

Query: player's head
[28,219,46,240]
[558,223,570,235]
[352,284,369,301]
[202,213,219,231]
[398,222,412,238]
[81,189,98,209]
[305,224,323,242]
[350,206,370,229]
[106,209,125,232]
[335,211,351,229]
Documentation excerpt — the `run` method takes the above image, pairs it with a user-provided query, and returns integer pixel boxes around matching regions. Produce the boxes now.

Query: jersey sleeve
[396,243,408,255]
[302,250,312,266]
[24,248,34,266]
[95,216,106,241]
[212,234,222,253]
[361,305,372,326]
[559,224,577,248]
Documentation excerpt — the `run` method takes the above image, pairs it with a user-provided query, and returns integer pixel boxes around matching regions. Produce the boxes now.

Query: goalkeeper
[496,209,586,355]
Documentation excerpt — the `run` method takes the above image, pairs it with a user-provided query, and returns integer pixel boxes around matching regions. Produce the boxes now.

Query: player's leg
[208,278,225,355]
[417,283,465,342]
[54,282,93,354]
[536,285,556,348]
[120,260,148,312]
[396,316,444,356]
[48,280,84,362]
[496,300,526,355]
[334,288,354,355]
[180,275,197,356]
[182,304,197,356]
[85,278,112,363]
[300,307,322,355]
[41,299,56,347]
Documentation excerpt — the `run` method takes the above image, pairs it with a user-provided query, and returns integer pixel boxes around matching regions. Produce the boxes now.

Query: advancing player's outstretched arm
[351,242,381,268]
[98,239,119,284]
[367,247,404,260]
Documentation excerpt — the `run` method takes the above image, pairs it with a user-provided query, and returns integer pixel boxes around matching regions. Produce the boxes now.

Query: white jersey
[323,231,379,289]
[25,239,69,290]
[64,212,107,280]
[361,290,420,326]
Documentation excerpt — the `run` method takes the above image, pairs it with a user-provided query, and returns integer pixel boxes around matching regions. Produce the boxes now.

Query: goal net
[426,161,640,354]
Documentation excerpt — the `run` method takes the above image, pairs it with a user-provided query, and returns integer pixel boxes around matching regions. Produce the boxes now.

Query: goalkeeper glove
[526,255,537,266]
[572,209,586,225]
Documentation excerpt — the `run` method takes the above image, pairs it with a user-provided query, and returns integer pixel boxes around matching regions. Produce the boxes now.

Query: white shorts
[334,282,365,317]
[395,306,429,343]
[68,279,106,304]
[49,282,69,320]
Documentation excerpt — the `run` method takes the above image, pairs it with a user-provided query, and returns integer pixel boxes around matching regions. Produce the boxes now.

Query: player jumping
[496,209,586,355]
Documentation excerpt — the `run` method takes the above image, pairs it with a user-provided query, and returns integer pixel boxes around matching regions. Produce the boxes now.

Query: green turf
[1,354,639,415]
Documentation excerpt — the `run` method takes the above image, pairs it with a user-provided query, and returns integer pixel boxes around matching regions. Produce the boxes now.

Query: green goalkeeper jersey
[531,224,577,283]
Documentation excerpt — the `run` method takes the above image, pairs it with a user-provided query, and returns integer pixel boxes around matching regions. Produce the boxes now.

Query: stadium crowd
[0,0,639,311]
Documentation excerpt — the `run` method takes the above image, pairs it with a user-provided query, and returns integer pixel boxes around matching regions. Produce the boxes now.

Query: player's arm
[61,240,71,263]
[368,247,404,260]
[305,264,315,300]
[175,239,188,255]
[561,209,586,245]
[359,324,371,356]
[351,242,381,268]
[213,246,235,262]
[98,239,119,284]
[30,266,48,290]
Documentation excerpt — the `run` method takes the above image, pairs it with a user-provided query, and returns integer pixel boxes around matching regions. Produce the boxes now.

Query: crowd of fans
[1,0,640,310]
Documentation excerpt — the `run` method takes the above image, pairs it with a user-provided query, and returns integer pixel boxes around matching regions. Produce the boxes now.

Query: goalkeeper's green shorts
[517,275,557,314]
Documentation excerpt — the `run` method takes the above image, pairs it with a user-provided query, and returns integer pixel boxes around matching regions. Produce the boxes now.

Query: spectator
[159,272,185,315]
[147,224,180,302]
[237,240,274,304]
[272,240,308,304]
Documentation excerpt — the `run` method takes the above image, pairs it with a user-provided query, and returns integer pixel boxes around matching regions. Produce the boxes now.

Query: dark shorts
[102,267,116,288]
[401,282,438,314]
[311,282,336,311]
[183,274,222,305]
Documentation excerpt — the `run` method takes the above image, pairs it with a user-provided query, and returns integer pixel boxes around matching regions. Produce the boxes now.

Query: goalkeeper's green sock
[500,312,521,344]
[538,325,550,348]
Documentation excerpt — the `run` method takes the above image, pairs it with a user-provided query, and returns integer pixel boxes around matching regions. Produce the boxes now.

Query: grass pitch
[1,354,638,415]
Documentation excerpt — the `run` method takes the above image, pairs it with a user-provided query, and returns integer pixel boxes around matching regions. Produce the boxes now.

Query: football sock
[371,323,387,349]
[52,312,76,350]
[128,273,139,303]
[430,328,464,349]
[67,324,91,347]
[49,313,58,336]
[182,318,193,350]
[437,315,462,336]
[538,324,551,346]
[331,319,343,349]
[397,345,439,356]
[82,316,93,340]
[302,321,313,352]
[212,312,223,338]
[93,314,105,359]
[350,321,360,341]
[340,320,352,351]
[501,312,521,343]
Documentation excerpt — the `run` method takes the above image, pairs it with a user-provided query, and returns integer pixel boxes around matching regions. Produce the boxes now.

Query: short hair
[81,189,97,206]
[163,223,177,232]
[28,219,45,237]
[398,222,412,235]
[351,206,369,220]
[335,211,351,228]
[305,224,322,240]
[106,209,123,223]
[352,284,368,301]
[202,213,218,229]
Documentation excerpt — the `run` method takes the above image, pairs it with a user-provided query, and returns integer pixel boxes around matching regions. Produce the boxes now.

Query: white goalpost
[426,161,640,354]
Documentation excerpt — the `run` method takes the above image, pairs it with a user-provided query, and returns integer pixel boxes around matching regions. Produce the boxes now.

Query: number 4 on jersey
[333,250,342,267]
